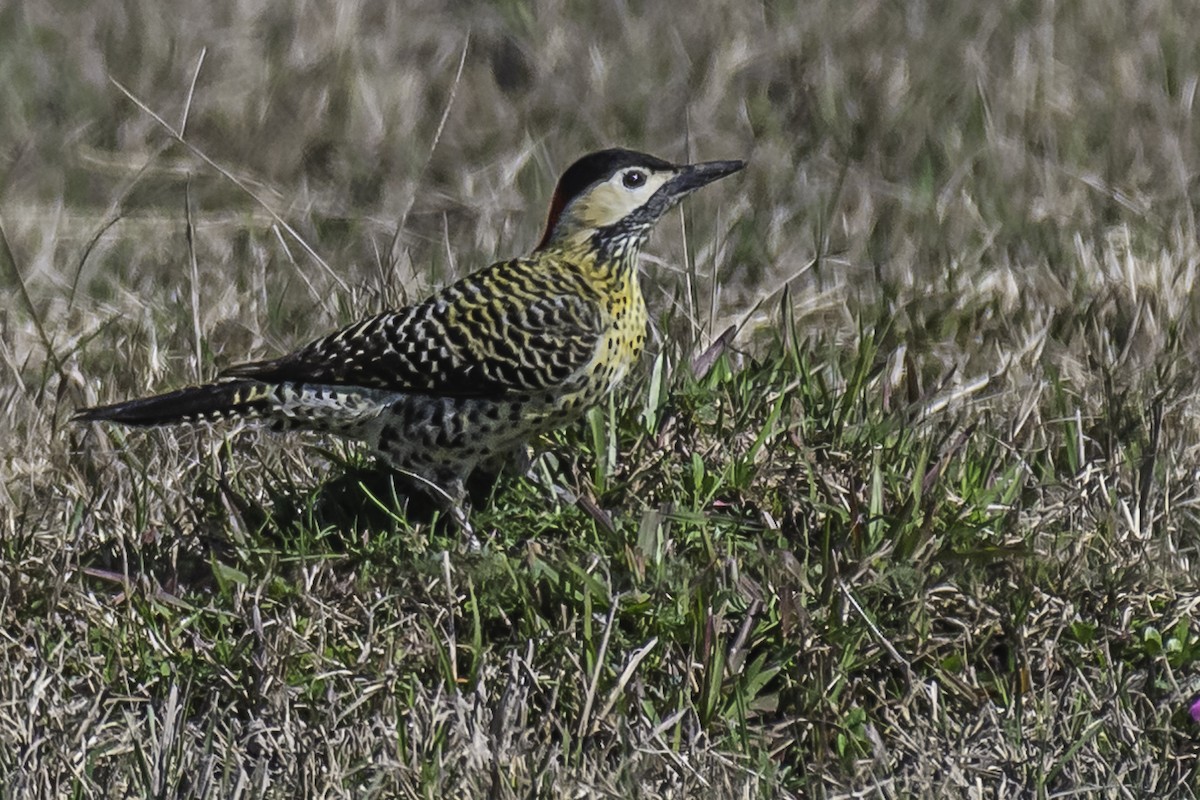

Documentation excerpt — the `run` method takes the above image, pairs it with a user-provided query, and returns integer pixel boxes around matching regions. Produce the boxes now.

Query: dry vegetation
[3,0,1200,797]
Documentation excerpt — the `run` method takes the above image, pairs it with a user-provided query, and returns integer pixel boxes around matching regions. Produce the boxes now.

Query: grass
[3,0,1200,796]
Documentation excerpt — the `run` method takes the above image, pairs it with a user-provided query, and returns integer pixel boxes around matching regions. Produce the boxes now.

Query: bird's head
[536,148,744,254]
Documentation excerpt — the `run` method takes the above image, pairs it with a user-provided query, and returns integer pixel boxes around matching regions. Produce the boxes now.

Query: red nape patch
[535,148,675,250]
[536,185,572,250]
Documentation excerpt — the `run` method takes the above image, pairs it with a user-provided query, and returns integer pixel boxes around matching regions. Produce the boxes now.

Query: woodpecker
[76,148,744,515]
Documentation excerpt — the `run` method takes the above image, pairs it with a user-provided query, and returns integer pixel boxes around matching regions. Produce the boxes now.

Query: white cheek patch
[576,173,674,228]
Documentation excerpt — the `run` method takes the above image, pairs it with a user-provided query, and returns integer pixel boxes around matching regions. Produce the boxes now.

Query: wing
[222,259,605,398]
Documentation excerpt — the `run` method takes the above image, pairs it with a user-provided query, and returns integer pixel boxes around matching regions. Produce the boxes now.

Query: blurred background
[4,0,1199,407]
[5,0,1200,365]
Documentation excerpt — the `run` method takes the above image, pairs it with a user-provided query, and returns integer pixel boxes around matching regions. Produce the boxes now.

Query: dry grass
[4,0,1200,797]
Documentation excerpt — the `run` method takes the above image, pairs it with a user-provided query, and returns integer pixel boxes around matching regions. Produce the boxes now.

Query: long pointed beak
[665,159,746,196]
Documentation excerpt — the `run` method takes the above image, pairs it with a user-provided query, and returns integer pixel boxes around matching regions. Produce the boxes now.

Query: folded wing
[222,260,605,399]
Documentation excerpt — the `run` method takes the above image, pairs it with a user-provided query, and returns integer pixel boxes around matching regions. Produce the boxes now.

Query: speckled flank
[75,148,743,507]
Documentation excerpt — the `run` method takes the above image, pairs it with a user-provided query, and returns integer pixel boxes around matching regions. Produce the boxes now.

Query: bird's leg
[501,447,577,506]
[478,444,533,479]
[439,475,475,540]
[478,444,576,505]
[510,445,534,478]
[374,454,474,538]
[410,472,473,538]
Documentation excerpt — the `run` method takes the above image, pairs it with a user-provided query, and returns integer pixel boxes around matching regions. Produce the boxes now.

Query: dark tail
[73,380,276,427]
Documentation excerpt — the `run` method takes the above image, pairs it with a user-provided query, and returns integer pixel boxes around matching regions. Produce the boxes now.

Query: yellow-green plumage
[75,148,743,508]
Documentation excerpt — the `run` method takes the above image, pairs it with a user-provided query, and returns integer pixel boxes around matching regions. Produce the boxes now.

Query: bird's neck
[550,227,645,281]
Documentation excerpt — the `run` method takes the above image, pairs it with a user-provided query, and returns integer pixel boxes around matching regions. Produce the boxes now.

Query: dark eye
[622,170,647,189]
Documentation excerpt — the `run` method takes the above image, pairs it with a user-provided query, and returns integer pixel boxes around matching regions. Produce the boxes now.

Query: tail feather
[73,380,276,427]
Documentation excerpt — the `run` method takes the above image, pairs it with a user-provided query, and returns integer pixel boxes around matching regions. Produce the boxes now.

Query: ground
[2,1,1200,797]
